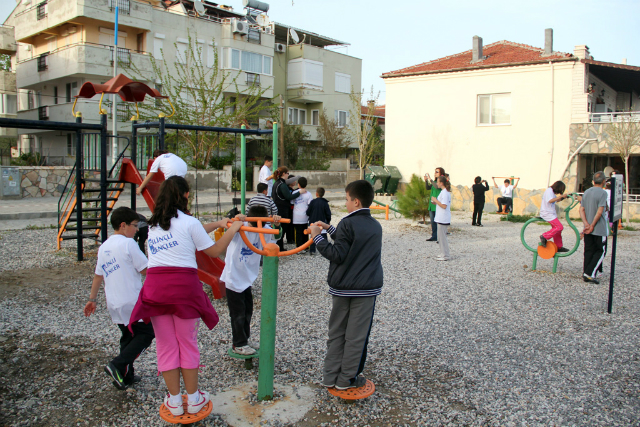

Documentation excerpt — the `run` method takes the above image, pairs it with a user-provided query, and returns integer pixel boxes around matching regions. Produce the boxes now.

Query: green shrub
[500,214,535,223]
[396,174,430,222]
[208,152,236,170]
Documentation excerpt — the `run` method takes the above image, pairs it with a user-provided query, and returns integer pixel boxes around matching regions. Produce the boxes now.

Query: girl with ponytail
[130,175,243,417]
[430,175,452,261]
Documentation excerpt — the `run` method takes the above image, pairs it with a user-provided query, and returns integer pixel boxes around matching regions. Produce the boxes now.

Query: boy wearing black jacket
[306,187,332,255]
[471,177,490,226]
[309,180,383,390]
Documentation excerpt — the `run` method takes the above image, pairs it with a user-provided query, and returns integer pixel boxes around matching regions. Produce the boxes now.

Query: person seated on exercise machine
[493,178,519,214]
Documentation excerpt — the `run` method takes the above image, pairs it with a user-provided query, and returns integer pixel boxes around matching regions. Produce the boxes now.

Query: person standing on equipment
[580,171,609,284]
[493,178,519,214]
[259,156,274,198]
[539,181,570,253]
[424,167,445,242]
[136,150,188,195]
[309,180,383,390]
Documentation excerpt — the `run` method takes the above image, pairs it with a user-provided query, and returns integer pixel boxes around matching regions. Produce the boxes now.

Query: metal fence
[108,0,131,14]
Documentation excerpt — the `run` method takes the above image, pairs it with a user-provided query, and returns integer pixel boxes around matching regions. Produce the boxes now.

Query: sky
[2,0,639,104]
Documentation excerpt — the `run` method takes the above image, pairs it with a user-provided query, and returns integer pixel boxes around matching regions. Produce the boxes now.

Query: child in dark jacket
[309,180,383,390]
[471,177,489,226]
[306,187,332,255]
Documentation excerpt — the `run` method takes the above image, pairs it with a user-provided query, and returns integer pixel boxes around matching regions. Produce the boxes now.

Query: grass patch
[622,226,637,231]
[500,214,535,223]
[25,224,57,230]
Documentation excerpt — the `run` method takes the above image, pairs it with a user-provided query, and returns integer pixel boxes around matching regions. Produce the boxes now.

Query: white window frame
[336,110,348,128]
[176,37,188,64]
[288,107,307,125]
[206,42,215,68]
[477,93,511,126]
[222,48,272,76]
[311,109,319,126]
[335,72,351,94]
[153,33,165,60]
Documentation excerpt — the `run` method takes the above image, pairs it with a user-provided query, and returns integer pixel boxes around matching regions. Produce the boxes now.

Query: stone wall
[252,165,348,191]
[19,166,72,198]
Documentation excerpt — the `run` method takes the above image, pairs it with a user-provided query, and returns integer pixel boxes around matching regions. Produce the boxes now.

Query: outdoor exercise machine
[520,193,581,273]
[492,176,520,218]
[371,199,402,220]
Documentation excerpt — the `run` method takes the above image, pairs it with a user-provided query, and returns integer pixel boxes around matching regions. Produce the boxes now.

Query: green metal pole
[272,123,278,171]
[532,253,538,271]
[258,254,279,400]
[241,125,246,215]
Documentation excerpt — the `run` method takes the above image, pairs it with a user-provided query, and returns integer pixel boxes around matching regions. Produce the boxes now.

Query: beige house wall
[384,61,576,190]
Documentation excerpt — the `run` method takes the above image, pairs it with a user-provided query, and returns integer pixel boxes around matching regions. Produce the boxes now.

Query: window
[222,48,272,75]
[37,2,47,20]
[66,83,71,103]
[0,95,17,114]
[37,53,48,72]
[136,33,144,53]
[335,72,351,94]
[176,38,188,64]
[206,42,215,68]
[109,0,131,14]
[312,109,319,126]
[246,73,260,86]
[53,86,58,105]
[477,93,511,125]
[27,91,35,110]
[335,110,348,127]
[98,27,126,47]
[288,107,307,125]
[287,59,323,90]
[153,34,164,60]
[67,134,75,156]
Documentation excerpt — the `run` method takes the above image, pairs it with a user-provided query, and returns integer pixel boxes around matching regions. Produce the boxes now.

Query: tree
[0,54,10,72]
[396,174,431,222]
[606,117,640,226]
[123,34,277,168]
[350,86,382,179]
[316,109,351,157]
[283,125,310,167]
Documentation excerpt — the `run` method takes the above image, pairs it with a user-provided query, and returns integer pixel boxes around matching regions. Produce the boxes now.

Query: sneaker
[540,235,547,246]
[557,247,570,253]
[233,345,257,355]
[321,381,335,388]
[124,375,142,386]
[435,256,449,261]
[187,390,210,414]
[104,362,126,390]
[477,224,483,227]
[471,223,476,226]
[163,393,185,416]
[299,249,308,254]
[595,271,603,279]
[248,340,260,351]
[335,375,367,390]
[426,237,437,242]
[583,274,600,284]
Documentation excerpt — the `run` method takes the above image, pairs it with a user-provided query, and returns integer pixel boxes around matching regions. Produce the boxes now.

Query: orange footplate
[328,380,376,400]
[159,395,212,424]
[537,241,558,260]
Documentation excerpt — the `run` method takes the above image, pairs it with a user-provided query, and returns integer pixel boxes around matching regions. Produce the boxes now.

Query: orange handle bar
[236,219,313,257]
[229,217,291,224]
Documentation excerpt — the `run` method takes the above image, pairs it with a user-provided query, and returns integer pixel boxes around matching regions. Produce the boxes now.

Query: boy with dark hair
[84,207,154,390]
[259,155,275,197]
[221,207,281,355]
[292,177,313,252]
[309,180,383,390]
[471,177,489,226]
[247,182,278,217]
[306,187,331,255]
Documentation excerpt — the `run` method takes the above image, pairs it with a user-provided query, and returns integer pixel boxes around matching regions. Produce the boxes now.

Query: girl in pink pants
[129,176,243,417]
[539,181,570,252]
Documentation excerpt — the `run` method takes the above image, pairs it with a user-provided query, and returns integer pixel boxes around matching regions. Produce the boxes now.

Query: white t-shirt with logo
[539,187,558,221]
[259,165,273,197]
[292,191,313,224]
[434,189,452,224]
[220,223,277,293]
[94,235,148,325]
[147,211,215,269]
[149,153,188,178]
[500,184,514,198]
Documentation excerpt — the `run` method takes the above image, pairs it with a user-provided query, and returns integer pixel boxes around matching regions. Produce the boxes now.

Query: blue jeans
[429,210,437,240]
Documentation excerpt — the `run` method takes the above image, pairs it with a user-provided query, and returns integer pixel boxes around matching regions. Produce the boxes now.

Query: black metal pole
[131,120,137,211]
[75,115,83,261]
[607,219,619,314]
[159,116,165,151]
[100,114,108,243]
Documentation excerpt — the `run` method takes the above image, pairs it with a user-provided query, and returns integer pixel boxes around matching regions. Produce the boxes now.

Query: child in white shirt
[136,150,188,195]
[539,180,569,252]
[84,207,153,390]
[220,206,281,355]
[292,177,313,251]
[431,176,452,261]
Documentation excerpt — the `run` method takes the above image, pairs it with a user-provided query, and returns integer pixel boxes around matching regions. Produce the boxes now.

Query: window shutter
[207,43,215,68]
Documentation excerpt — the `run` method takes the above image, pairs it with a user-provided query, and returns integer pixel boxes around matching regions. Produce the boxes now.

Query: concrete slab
[210,382,315,427]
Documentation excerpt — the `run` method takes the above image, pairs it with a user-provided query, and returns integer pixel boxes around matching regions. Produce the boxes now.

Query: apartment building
[3,0,361,165]
[382,30,640,200]
[0,24,17,142]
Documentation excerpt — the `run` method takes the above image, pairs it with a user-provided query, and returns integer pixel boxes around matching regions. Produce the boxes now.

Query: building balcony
[221,70,274,99]
[589,111,640,123]
[0,25,17,55]
[286,87,324,104]
[0,71,16,93]
[16,43,153,88]
[13,0,152,43]
[17,102,134,134]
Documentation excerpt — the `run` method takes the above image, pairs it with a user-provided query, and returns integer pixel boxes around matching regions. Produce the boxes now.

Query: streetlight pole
[111,5,119,168]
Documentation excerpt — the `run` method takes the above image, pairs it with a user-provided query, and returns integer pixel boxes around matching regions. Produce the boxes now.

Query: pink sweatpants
[150,315,200,372]
[542,218,564,248]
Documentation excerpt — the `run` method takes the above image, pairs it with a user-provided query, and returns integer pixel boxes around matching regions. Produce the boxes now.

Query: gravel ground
[1,209,639,426]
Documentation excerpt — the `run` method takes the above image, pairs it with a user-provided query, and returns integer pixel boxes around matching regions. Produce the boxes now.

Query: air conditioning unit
[275,43,285,53]
[231,19,249,35]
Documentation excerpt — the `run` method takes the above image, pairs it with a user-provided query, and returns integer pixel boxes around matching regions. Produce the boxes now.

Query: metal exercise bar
[0,117,103,131]
[132,121,274,136]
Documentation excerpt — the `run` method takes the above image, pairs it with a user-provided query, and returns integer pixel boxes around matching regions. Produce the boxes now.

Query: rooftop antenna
[193,0,205,16]
[289,28,299,44]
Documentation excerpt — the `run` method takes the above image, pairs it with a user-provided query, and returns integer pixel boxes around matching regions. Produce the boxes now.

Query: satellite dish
[289,28,299,44]
[604,166,614,178]
[193,0,205,15]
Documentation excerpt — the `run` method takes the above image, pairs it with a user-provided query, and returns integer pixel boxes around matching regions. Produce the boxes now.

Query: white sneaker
[163,393,184,416]
[248,339,260,350]
[435,256,449,261]
[187,390,210,414]
[233,345,257,355]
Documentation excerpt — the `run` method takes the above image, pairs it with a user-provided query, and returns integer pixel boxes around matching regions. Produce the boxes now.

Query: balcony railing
[590,111,640,123]
[246,73,260,86]
[36,2,48,20]
[108,0,131,15]
[110,46,131,66]
[38,106,49,120]
[37,53,48,71]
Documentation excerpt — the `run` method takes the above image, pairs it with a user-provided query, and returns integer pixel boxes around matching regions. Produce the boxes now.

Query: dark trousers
[134,226,148,255]
[472,202,485,225]
[584,234,607,278]
[226,287,253,348]
[294,223,308,248]
[598,237,608,274]
[112,322,155,383]
[324,295,376,388]
[497,197,513,213]
[429,210,437,240]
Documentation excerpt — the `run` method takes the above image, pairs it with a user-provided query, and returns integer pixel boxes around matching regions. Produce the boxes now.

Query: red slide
[119,158,226,299]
